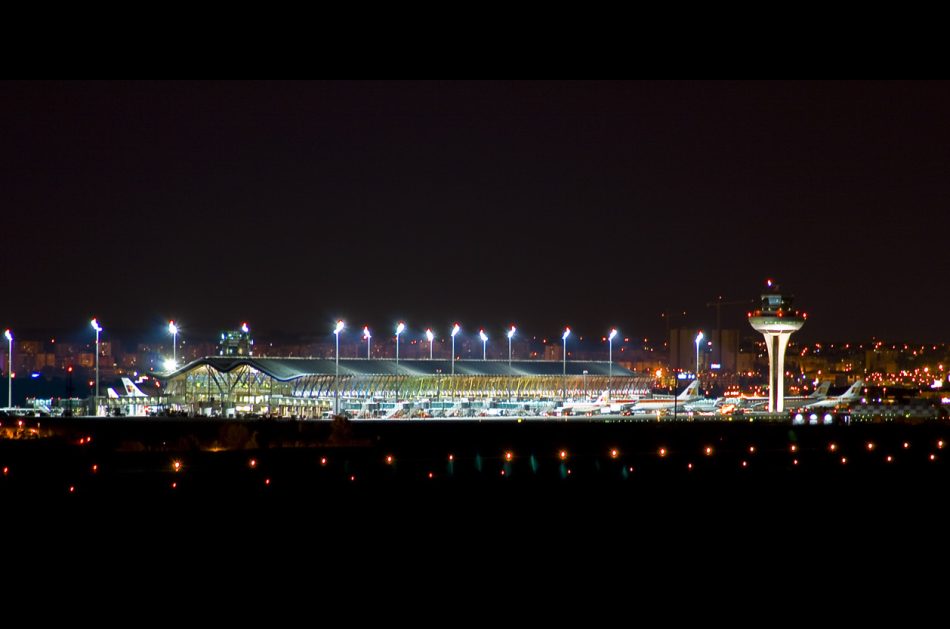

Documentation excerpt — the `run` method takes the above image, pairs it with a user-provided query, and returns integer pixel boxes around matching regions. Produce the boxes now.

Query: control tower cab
[748,281,805,412]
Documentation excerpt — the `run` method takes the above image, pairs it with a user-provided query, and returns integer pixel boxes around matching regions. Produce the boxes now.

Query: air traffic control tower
[748,281,805,412]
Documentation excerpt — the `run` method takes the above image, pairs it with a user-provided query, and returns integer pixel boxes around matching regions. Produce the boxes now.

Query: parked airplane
[799,380,864,409]
[726,381,832,411]
[555,391,641,415]
[103,378,153,416]
[682,395,725,413]
[627,380,703,414]
[106,377,149,400]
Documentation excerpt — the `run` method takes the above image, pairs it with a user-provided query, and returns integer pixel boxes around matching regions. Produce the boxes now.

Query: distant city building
[669,328,735,373]
[668,329,694,372]
[713,329,740,373]
[218,327,254,356]
[735,351,757,374]
[866,349,899,374]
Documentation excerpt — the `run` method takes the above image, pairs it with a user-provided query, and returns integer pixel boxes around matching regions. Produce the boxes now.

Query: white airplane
[682,395,725,413]
[122,377,148,397]
[799,380,864,410]
[104,378,152,416]
[556,391,641,415]
[725,381,832,411]
[627,380,703,414]
[107,377,148,399]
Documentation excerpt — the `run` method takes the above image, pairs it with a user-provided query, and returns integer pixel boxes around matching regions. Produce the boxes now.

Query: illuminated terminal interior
[163,357,650,418]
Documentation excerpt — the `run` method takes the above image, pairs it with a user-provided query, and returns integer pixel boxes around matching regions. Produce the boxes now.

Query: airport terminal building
[162,357,651,418]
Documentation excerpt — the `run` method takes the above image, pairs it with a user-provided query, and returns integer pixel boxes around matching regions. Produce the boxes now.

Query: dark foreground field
[2,419,947,628]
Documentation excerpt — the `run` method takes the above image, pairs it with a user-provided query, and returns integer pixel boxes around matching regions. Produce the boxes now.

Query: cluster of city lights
[321,321,625,364]
[6,314,949,421]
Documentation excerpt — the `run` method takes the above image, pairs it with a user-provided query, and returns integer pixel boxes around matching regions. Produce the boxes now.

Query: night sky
[2,81,948,343]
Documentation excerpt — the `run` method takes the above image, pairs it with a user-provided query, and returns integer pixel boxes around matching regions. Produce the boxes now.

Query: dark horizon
[3,81,949,342]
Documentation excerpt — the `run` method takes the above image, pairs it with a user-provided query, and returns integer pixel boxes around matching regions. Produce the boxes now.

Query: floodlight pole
[4,330,12,409]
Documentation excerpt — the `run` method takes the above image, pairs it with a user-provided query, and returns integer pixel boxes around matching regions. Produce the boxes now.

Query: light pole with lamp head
[91,318,102,416]
[562,327,571,405]
[168,321,178,369]
[695,331,704,381]
[395,322,405,364]
[507,325,516,402]
[450,323,460,409]
[450,323,460,375]
[395,322,405,403]
[608,328,618,402]
[240,322,251,356]
[334,320,344,416]
[426,328,434,360]
[363,326,371,359]
[4,329,11,409]
[479,329,488,360]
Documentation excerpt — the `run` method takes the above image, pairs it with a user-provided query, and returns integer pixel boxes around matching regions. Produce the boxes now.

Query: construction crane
[705,296,752,367]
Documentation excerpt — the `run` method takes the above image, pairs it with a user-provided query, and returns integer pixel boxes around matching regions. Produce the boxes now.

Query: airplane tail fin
[107,387,119,399]
[843,380,864,400]
[677,380,700,400]
[811,381,832,398]
[121,377,147,398]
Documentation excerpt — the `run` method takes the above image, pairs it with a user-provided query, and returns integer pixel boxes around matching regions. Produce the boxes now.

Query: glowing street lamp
[4,329,11,409]
[168,320,178,368]
[426,328,434,360]
[450,323,460,376]
[91,318,103,415]
[241,322,252,356]
[608,328,618,402]
[562,327,571,375]
[363,326,372,359]
[448,322,462,407]
[562,327,571,404]
[395,322,406,403]
[334,320,344,415]
[479,329,488,361]
[507,325,516,402]
[395,322,406,364]
[695,331,704,378]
